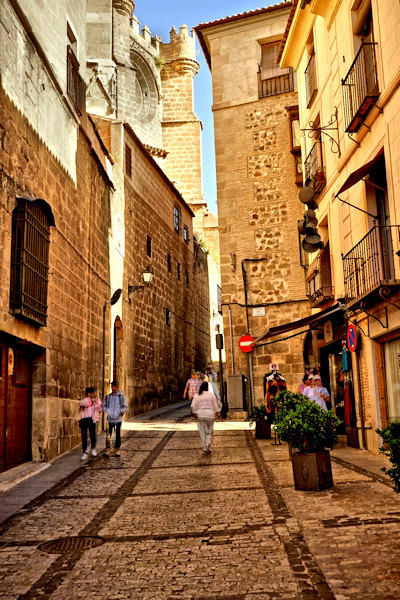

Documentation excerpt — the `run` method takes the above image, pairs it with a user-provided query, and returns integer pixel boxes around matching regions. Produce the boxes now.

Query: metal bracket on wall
[302,106,341,157]
[379,286,400,311]
[360,302,388,331]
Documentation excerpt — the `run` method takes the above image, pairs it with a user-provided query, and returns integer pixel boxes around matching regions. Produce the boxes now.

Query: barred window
[184,225,190,243]
[10,198,55,327]
[185,270,189,288]
[173,205,181,234]
[177,262,181,281]
[125,143,132,178]
[146,234,152,258]
[167,253,171,273]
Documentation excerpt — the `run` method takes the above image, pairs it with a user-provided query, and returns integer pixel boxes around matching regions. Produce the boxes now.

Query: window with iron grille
[184,225,190,243]
[259,42,294,98]
[173,205,181,234]
[10,198,54,327]
[146,234,152,258]
[167,253,171,273]
[185,270,189,288]
[217,285,222,314]
[177,262,181,281]
[125,143,132,178]
[66,24,85,115]
[166,308,170,325]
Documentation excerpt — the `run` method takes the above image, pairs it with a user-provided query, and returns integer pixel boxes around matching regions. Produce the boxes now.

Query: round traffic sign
[347,323,358,352]
[239,334,255,353]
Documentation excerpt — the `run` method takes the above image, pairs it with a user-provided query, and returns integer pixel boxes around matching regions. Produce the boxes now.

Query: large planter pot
[291,449,333,491]
[255,419,271,439]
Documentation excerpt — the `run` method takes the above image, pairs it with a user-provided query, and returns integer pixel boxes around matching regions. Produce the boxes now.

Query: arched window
[9,197,55,326]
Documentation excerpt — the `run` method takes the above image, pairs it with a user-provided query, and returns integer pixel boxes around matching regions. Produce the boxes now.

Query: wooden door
[0,341,32,472]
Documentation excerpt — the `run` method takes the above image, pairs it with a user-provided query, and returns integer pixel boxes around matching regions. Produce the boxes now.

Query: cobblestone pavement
[0,405,399,599]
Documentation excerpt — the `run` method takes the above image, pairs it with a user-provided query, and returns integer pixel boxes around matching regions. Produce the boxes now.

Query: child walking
[79,386,102,460]
[103,381,127,457]
[191,381,220,455]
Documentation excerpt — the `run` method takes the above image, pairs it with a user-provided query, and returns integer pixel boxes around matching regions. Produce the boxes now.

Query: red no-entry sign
[239,334,255,353]
[347,323,358,352]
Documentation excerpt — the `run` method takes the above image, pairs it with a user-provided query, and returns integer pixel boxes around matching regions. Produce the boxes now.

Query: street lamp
[128,266,153,302]
[101,288,122,432]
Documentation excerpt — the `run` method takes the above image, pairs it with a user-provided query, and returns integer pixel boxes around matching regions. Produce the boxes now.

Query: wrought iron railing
[342,225,399,306]
[305,53,317,108]
[258,68,295,98]
[67,46,86,115]
[342,42,379,133]
[304,141,325,193]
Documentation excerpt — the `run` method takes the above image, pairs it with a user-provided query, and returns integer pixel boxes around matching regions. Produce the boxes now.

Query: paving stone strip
[17,430,175,600]
[247,431,336,600]
[330,455,392,488]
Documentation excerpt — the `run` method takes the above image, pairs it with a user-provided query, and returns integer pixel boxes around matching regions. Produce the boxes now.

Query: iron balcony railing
[258,68,295,98]
[305,53,317,108]
[304,141,325,193]
[342,42,379,133]
[67,46,86,115]
[342,225,399,306]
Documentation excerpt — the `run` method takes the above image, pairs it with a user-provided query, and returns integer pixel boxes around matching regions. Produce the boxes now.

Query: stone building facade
[196,4,310,406]
[280,0,400,451]
[0,1,114,465]
[0,0,210,471]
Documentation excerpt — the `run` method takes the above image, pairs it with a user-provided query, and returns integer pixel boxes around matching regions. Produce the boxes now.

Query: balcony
[343,225,400,309]
[305,53,317,108]
[342,43,379,133]
[67,46,86,115]
[304,141,325,195]
[309,286,335,308]
[258,68,295,98]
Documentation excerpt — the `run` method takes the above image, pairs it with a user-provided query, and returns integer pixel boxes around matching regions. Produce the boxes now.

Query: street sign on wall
[239,334,255,353]
[347,323,358,352]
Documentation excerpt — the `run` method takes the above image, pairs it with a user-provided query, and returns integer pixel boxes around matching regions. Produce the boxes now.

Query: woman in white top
[191,381,220,455]
[303,374,330,411]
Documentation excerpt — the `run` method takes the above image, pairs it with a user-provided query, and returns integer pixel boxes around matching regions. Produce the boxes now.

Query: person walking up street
[103,381,127,457]
[79,386,102,460]
[303,374,330,411]
[191,381,220,455]
[183,370,202,402]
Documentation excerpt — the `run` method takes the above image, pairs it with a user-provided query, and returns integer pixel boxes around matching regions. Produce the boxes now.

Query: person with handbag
[79,386,102,460]
[191,381,220,455]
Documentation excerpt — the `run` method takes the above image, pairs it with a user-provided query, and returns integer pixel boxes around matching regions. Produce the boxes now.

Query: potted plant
[376,422,400,493]
[247,404,271,439]
[274,390,304,456]
[274,395,341,490]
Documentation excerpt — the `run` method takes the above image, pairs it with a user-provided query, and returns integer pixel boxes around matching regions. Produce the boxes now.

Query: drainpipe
[241,260,255,410]
[355,352,367,449]
[228,305,235,373]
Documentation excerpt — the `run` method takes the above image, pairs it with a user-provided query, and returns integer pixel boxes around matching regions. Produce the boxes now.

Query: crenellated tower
[160,26,206,223]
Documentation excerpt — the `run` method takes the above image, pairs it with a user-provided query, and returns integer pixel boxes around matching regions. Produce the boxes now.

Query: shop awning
[336,148,384,195]
[255,303,345,344]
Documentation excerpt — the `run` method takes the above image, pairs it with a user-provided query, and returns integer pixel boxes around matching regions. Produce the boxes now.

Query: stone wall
[214,92,309,400]
[122,129,207,413]
[0,85,112,461]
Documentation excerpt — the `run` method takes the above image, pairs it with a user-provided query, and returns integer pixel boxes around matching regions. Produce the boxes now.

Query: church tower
[160,26,207,227]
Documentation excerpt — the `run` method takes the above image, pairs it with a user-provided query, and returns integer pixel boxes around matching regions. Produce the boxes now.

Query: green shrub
[274,390,306,422]
[376,422,400,493]
[274,396,341,453]
[246,404,268,428]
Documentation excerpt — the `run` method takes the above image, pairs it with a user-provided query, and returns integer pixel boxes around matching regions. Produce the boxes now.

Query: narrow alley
[0,404,399,600]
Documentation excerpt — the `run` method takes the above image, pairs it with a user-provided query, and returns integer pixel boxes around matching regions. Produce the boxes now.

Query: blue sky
[134,1,278,214]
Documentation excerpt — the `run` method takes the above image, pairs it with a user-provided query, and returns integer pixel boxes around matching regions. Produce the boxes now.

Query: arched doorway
[113,316,124,387]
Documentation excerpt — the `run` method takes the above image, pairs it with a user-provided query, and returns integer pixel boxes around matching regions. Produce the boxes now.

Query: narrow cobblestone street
[0,404,399,600]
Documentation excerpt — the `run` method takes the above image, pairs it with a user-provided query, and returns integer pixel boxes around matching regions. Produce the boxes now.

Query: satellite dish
[110,288,122,305]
